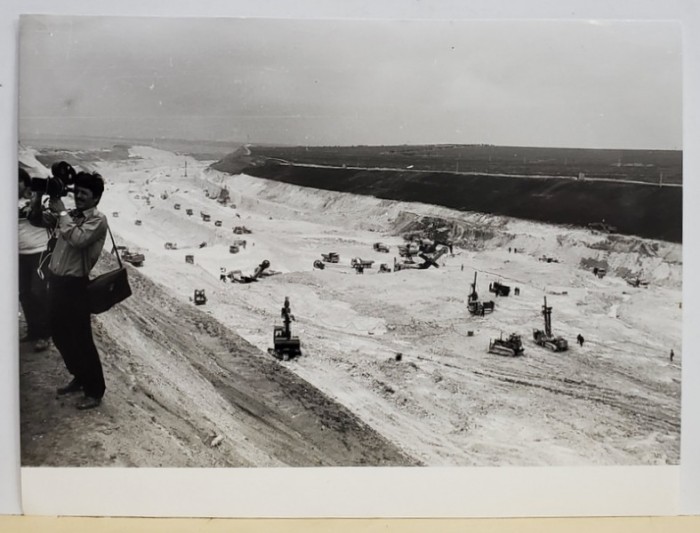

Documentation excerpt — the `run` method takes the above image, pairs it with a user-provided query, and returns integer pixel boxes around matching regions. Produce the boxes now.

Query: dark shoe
[76,396,102,410]
[56,378,82,395]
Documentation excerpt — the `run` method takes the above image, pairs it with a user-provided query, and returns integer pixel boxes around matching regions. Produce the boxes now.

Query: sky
[18,16,682,150]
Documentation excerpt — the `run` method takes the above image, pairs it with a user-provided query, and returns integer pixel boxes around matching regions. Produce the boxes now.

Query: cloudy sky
[18,15,682,149]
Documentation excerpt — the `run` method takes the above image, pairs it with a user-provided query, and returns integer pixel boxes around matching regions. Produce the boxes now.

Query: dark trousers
[48,274,106,399]
[19,252,50,339]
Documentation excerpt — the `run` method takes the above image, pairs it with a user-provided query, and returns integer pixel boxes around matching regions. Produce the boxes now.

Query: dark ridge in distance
[214,156,682,243]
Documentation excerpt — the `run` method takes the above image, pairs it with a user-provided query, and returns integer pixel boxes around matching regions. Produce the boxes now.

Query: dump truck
[122,250,145,267]
[321,252,339,263]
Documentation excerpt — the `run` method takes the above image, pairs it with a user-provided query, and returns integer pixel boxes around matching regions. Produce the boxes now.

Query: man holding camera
[29,168,109,410]
[18,167,50,352]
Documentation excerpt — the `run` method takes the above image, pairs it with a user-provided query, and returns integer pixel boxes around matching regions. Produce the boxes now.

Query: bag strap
[82,221,123,276]
[105,223,124,268]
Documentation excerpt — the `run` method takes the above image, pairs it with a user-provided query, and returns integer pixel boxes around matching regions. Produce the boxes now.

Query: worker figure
[577,334,584,347]
[508,247,512,253]
[219,267,227,282]
[670,349,674,362]
[461,264,464,272]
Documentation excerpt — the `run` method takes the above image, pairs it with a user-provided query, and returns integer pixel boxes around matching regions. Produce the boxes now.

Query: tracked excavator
[532,297,568,351]
[394,246,449,271]
[227,259,275,283]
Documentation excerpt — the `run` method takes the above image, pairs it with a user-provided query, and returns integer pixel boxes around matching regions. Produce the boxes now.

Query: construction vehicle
[488,333,524,357]
[351,257,374,271]
[489,281,511,297]
[233,226,252,234]
[593,267,607,279]
[532,297,568,352]
[268,297,301,361]
[539,255,559,263]
[193,289,207,305]
[398,243,420,258]
[199,241,207,248]
[373,242,390,253]
[321,252,339,263]
[233,239,247,249]
[214,220,222,227]
[587,221,617,233]
[394,246,449,271]
[122,250,145,267]
[185,255,194,264]
[202,213,211,222]
[229,244,240,254]
[467,272,495,316]
[228,259,273,283]
[135,220,142,226]
[313,259,325,270]
[164,242,178,250]
[161,193,168,200]
[112,211,119,218]
[379,263,391,273]
[186,208,193,216]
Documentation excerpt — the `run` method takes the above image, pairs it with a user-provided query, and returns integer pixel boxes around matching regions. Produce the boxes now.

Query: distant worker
[514,287,520,296]
[508,247,511,253]
[577,334,584,347]
[461,264,464,272]
[670,349,674,362]
[219,267,227,282]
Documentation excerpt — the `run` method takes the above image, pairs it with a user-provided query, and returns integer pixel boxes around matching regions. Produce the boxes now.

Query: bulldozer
[313,259,325,270]
[532,296,568,352]
[467,272,495,316]
[488,333,524,357]
[268,297,301,361]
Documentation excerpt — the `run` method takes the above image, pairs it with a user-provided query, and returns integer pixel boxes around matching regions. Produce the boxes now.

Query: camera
[29,161,76,198]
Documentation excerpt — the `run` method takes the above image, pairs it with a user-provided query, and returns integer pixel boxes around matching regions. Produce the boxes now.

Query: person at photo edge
[29,171,109,410]
[18,167,51,352]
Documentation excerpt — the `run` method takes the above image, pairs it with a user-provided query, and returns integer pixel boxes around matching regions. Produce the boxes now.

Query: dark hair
[19,167,30,186]
[74,171,105,201]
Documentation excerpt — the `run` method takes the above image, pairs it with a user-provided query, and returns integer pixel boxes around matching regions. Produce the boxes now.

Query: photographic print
[18,15,682,471]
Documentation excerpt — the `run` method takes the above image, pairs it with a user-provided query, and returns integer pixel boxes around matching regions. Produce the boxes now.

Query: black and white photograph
[17,13,682,476]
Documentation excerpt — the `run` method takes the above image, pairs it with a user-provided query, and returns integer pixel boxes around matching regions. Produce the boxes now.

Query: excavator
[268,297,301,361]
[488,333,524,356]
[227,259,277,283]
[532,296,568,351]
[394,246,449,271]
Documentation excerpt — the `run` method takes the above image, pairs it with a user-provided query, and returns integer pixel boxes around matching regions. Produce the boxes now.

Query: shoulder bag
[85,223,132,314]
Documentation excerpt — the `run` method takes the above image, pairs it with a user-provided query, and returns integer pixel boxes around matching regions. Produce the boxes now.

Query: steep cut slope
[20,255,417,467]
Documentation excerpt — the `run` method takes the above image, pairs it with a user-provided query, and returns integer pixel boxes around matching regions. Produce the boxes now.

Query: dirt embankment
[20,255,417,468]
[237,163,682,243]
